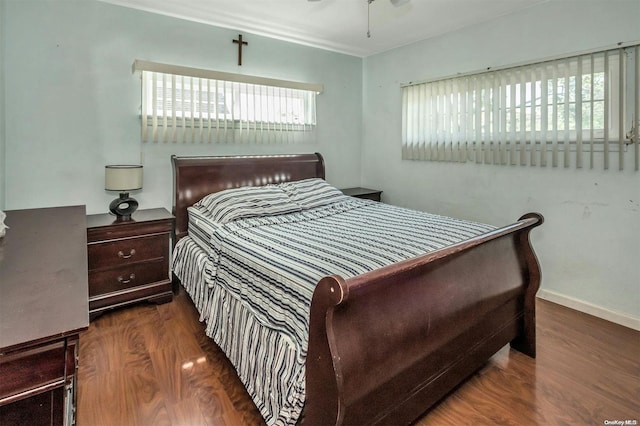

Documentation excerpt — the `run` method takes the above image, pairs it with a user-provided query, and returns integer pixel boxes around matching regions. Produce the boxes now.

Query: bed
[170,152,543,426]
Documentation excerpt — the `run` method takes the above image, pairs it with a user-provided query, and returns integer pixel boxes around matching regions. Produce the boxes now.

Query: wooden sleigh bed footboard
[303,213,543,426]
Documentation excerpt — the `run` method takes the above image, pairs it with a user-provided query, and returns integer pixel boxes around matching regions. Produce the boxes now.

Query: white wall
[3,0,362,214]
[3,0,638,327]
[362,0,640,327]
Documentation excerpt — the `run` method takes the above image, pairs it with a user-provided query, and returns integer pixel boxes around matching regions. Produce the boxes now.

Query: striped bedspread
[172,197,495,425]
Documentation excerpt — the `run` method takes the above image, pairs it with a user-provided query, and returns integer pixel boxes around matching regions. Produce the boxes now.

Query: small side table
[340,187,383,202]
[86,208,174,319]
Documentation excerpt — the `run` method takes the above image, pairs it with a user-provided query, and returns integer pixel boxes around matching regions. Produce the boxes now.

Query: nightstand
[340,187,383,202]
[86,208,174,319]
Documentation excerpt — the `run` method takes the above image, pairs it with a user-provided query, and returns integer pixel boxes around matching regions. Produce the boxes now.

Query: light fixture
[367,0,374,38]
[306,0,411,38]
[367,0,410,38]
[105,165,143,220]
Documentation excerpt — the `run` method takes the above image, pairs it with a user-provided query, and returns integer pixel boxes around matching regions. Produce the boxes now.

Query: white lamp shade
[105,165,143,191]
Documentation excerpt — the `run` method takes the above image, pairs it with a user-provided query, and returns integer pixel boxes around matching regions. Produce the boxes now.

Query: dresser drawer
[88,259,167,296]
[88,234,168,270]
[0,341,66,403]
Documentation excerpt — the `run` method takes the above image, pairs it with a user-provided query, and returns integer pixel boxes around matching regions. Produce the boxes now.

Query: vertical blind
[401,44,640,170]
[133,60,323,144]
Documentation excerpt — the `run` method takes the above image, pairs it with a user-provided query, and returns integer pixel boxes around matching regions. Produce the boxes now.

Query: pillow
[187,206,221,247]
[280,178,349,210]
[194,185,301,223]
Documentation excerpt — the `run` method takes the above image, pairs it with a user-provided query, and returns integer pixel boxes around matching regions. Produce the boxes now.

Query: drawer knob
[117,273,135,284]
[118,249,136,259]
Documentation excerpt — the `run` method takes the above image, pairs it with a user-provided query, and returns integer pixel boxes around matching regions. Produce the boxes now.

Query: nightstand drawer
[88,260,167,296]
[88,234,168,270]
[354,192,382,201]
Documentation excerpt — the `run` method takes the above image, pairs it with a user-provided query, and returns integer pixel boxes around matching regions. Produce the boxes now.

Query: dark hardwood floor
[77,290,640,425]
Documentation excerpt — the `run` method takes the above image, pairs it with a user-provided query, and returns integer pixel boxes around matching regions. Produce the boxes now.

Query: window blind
[133,60,323,144]
[401,44,640,171]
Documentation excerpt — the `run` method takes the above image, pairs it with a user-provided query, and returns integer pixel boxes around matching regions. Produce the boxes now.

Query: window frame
[133,60,323,144]
[401,44,639,170]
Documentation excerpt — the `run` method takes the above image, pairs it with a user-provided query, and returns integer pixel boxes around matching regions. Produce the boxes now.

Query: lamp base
[109,192,139,220]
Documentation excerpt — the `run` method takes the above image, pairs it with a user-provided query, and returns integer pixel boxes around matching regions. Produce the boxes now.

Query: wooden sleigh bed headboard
[171,153,325,241]
[170,152,544,426]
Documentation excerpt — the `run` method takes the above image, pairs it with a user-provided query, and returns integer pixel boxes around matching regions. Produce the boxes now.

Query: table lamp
[105,165,143,220]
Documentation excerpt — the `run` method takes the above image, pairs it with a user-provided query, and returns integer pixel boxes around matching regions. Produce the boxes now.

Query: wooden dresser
[86,208,174,319]
[0,206,89,426]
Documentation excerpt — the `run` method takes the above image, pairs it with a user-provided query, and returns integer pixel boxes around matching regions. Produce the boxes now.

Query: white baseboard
[537,289,640,331]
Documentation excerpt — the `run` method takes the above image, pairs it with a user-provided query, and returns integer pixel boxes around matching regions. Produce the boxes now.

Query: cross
[232,34,248,66]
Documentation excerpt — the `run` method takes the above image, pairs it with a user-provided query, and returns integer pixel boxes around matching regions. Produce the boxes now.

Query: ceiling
[101,0,547,57]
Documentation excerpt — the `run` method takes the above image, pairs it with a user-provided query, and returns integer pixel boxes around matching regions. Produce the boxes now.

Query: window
[133,60,323,144]
[401,44,639,170]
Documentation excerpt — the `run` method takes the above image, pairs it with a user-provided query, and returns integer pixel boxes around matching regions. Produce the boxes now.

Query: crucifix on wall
[232,34,248,66]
